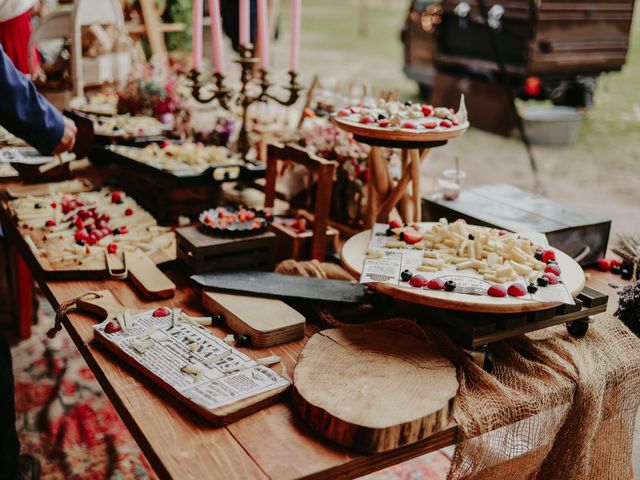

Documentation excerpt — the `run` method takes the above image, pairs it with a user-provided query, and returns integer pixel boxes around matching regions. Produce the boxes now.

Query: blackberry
[537,276,549,287]
[611,264,622,275]
[235,333,249,347]
[444,280,456,291]
[468,234,475,240]
[400,269,413,282]
[534,252,543,261]
[527,283,539,293]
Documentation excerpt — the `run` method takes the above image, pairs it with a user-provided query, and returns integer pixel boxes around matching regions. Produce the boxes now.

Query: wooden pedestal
[176,226,276,274]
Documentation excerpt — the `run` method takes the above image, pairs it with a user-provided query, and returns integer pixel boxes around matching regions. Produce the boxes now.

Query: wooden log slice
[292,327,458,453]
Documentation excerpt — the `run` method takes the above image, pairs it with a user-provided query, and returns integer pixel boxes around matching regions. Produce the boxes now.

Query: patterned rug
[9,295,451,479]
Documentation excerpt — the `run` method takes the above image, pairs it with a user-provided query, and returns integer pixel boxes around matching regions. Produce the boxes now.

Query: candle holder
[189,43,303,156]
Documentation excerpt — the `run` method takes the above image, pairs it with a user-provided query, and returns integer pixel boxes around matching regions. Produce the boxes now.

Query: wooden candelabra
[189,44,303,156]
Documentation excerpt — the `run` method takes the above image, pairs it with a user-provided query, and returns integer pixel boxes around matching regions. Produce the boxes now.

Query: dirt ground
[261,0,640,238]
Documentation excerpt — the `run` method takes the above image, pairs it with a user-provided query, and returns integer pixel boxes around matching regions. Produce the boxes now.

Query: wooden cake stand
[332,117,468,227]
[340,223,607,370]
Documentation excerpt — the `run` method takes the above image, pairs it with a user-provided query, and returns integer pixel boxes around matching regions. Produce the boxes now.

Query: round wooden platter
[332,116,469,143]
[292,327,458,453]
[341,223,585,314]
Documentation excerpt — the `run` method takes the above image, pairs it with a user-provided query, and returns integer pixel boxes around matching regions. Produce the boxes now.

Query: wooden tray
[341,223,585,314]
[103,145,266,186]
[332,117,469,144]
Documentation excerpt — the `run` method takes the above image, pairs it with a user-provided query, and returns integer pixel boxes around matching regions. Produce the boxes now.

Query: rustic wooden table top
[1,175,626,480]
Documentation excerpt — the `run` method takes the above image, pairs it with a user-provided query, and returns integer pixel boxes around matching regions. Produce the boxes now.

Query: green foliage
[163,0,193,52]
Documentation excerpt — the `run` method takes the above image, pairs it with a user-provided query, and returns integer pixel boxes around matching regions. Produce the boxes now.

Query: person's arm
[0,44,65,154]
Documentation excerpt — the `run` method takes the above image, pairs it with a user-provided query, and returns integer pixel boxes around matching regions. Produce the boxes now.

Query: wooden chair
[264,142,337,261]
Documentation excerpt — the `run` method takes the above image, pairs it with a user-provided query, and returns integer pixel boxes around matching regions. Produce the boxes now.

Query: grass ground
[268,0,640,237]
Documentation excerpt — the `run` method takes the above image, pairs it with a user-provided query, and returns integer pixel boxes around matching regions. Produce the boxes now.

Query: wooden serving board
[332,117,469,143]
[341,223,585,313]
[6,178,94,198]
[76,290,290,426]
[292,327,458,453]
[202,290,305,347]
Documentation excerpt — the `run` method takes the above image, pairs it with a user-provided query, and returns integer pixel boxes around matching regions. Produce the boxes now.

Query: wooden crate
[176,226,276,274]
[269,219,339,262]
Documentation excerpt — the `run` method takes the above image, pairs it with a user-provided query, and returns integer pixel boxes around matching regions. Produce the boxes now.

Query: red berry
[609,259,621,268]
[119,226,128,235]
[542,250,556,263]
[596,259,610,271]
[45,220,56,227]
[86,236,97,246]
[403,230,423,245]
[74,218,84,229]
[421,105,433,116]
[50,202,57,208]
[359,115,375,124]
[427,278,446,290]
[488,284,507,297]
[402,121,417,129]
[409,275,428,288]
[422,121,438,129]
[152,307,171,317]
[389,219,402,229]
[378,119,390,127]
[439,120,452,128]
[104,320,122,334]
[107,243,118,254]
[337,109,350,117]
[498,230,507,236]
[74,231,88,242]
[161,140,171,148]
[125,208,133,216]
[545,263,562,276]
[111,191,123,203]
[544,272,559,285]
[507,283,527,297]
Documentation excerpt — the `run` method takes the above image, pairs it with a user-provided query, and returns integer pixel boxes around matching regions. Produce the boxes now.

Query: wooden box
[269,218,339,262]
[176,226,276,274]
[423,183,611,267]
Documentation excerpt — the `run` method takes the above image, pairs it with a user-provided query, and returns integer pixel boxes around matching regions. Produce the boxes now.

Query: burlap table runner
[278,261,640,478]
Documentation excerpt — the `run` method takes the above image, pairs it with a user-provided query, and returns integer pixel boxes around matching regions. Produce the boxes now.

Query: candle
[290,0,301,72]
[239,0,250,46]
[208,0,225,73]
[257,0,270,70]
[192,0,203,70]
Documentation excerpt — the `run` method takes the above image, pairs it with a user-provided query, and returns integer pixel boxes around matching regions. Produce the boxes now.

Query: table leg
[11,248,32,340]
[366,148,379,228]
[399,150,411,221]
[410,149,421,222]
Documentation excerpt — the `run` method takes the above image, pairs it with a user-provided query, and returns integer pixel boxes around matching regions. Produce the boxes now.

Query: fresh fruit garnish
[409,275,428,287]
[421,105,433,116]
[611,264,622,275]
[402,121,417,129]
[507,283,527,297]
[378,119,390,127]
[45,220,56,227]
[444,280,456,291]
[596,259,610,271]
[541,250,556,263]
[422,121,437,129]
[439,120,452,128]
[119,226,128,234]
[527,283,539,293]
[74,231,88,243]
[389,219,402,229]
[544,263,561,276]
[543,272,559,285]
[359,115,375,124]
[111,191,123,204]
[402,230,423,245]
[400,269,413,282]
[427,278,446,290]
[621,268,632,280]
[50,202,57,208]
[610,259,622,268]
[104,320,122,334]
[152,307,171,317]
[337,109,350,117]
[537,276,549,287]
[487,284,507,297]
[125,208,133,216]
[107,243,118,254]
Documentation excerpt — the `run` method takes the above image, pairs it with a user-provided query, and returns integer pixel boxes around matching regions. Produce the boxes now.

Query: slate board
[191,271,367,304]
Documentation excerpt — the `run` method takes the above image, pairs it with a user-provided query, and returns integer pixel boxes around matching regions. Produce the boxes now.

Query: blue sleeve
[0,44,64,154]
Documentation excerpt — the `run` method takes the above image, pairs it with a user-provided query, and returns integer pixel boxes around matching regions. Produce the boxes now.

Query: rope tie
[48,291,103,339]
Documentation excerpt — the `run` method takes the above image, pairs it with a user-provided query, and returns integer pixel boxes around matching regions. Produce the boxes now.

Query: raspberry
[544,272,559,285]
[45,220,56,227]
[421,105,433,116]
[402,121,417,129]
[104,321,122,334]
[378,119,390,127]
[152,307,171,317]
[107,243,118,254]
[427,278,446,290]
[111,191,123,204]
[596,259,610,271]
[507,283,527,297]
[409,275,428,288]
[359,115,375,124]
[542,250,556,263]
[422,121,437,129]
[125,208,134,216]
[439,120,452,128]
[610,259,622,268]
[487,284,507,297]
[544,263,562,276]
[389,219,402,229]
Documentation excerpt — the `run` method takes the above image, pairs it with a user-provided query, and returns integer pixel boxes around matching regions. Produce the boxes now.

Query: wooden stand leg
[410,149,422,223]
[366,149,379,228]
[12,248,33,340]
[399,150,411,222]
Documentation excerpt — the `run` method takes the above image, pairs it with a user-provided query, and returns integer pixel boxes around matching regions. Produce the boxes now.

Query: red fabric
[0,11,37,74]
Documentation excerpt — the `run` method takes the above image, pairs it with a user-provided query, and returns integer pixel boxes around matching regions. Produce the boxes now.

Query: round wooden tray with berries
[332,96,469,147]
[341,222,585,314]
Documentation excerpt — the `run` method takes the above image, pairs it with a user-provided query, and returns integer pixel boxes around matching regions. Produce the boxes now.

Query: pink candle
[239,0,250,46]
[208,0,225,73]
[290,0,301,72]
[257,0,270,69]
[192,0,203,70]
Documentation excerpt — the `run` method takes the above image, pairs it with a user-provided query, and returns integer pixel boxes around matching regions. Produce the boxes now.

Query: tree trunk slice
[292,327,458,453]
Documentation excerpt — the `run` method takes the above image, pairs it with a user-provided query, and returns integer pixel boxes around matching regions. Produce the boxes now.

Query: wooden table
[1,182,625,478]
